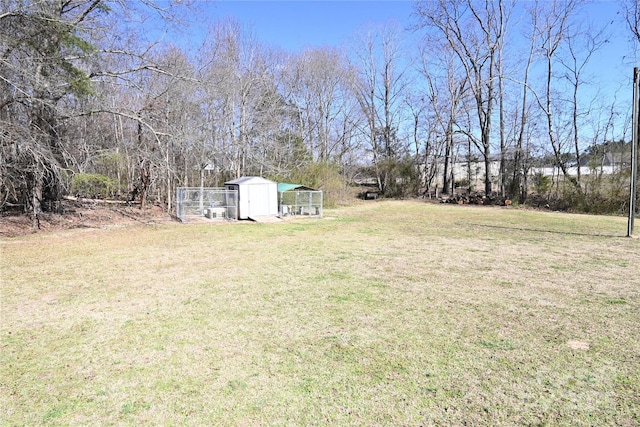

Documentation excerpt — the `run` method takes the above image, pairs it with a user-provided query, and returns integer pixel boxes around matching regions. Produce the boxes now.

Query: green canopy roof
[278,183,316,192]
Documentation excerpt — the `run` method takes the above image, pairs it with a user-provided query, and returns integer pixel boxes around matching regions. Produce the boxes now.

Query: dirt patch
[0,201,175,238]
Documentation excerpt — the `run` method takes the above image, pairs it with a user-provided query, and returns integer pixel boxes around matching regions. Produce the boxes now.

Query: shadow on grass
[460,222,627,239]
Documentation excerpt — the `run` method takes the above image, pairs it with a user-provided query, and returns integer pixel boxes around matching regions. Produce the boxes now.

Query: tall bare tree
[558,22,609,186]
[510,12,538,202]
[200,20,287,180]
[282,47,355,164]
[416,0,508,195]
[529,0,582,191]
[351,23,409,194]
[416,40,468,195]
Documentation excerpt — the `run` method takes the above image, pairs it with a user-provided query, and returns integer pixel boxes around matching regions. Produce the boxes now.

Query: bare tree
[416,0,508,195]
[509,3,539,202]
[284,47,354,163]
[416,40,469,195]
[199,20,286,180]
[495,2,514,197]
[558,22,609,186]
[529,0,582,191]
[622,0,640,44]
[351,23,409,194]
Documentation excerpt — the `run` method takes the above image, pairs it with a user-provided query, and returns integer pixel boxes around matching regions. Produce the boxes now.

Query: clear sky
[207,0,416,51]
[198,1,630,54]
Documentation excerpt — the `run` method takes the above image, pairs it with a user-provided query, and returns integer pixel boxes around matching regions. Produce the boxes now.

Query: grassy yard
[1,201,639,426]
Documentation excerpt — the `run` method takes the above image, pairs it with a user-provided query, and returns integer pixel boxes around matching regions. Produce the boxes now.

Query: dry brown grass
[1,201,638,426]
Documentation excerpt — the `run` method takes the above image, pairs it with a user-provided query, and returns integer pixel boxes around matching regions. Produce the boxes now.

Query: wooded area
[1,0,639,227]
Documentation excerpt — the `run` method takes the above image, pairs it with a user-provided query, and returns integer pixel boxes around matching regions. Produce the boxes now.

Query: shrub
[532,173,552,195]
[455,178,470,189]
[71,173,116,199]
[270,161,348,208]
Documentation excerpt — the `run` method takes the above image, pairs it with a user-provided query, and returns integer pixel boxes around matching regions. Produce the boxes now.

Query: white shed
[224,176,278,220]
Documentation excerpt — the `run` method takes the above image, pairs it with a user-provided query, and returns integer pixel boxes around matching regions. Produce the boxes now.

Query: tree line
[1,0,639,226]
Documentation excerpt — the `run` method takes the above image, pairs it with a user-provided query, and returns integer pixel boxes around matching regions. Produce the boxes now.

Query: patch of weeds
[616,373,640,390]
[334,252,352,261]
[249,398,267,412]
[361,227,382,235]
[496,280,513,287]
[550,263,573,272]
[442,386,466,399]
[330,294,352,303]
[467,248,489,253]
[121,401,150,415]
[43,404,69,422]
[226,379,248,392]
[368,277,388,288]
[605,298,627,305]
[285,225,309,233]
[333,216,360,224]
[321,335,359,363]
[328,289,376,306]
[300,377,317,393]
[478,338,515,350]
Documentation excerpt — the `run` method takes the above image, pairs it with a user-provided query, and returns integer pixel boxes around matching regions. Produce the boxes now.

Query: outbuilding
[278,183,323,217]
[224,176,278,220]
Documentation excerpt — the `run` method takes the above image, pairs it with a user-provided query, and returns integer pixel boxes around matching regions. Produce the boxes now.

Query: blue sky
[207,1,416,51]
[199,1,629,54]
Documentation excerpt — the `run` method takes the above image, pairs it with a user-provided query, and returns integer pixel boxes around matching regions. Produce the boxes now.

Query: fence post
[629,68,639,237]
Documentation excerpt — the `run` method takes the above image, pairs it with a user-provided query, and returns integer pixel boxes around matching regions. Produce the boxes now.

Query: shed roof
[277,183,317,192]
[225,176,276,185]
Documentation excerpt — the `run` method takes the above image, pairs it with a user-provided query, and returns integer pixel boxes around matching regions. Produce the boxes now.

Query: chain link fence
[176,188,238,222]
[279,190,323,217]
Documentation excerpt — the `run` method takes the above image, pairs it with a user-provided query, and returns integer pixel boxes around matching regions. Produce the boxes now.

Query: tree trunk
[483,146,492,195]
[31,173,43,229]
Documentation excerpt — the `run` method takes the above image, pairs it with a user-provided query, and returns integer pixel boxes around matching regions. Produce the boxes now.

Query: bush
[270,161,348,208]
[71,173,116,199]
[298,162,346,208]
[378,157,421,199]
[455,178,470,189]
[524,170,632,215]
[545,185,628,215]
[532,173,552,195]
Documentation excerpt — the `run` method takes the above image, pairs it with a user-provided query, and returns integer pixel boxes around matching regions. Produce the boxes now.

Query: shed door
[248,184,270,216]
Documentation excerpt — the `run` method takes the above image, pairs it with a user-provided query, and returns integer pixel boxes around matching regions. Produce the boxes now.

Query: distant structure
[176,177,323,223]
[224,177,278,220]
[277,183,323,217]
[175,187,238,222]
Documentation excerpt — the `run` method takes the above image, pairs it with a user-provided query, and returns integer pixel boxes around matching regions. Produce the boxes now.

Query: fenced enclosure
[279,190,323,217]
[176,187,238,222]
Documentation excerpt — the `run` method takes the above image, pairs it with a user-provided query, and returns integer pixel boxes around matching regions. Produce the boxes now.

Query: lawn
[1,201,639,426]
